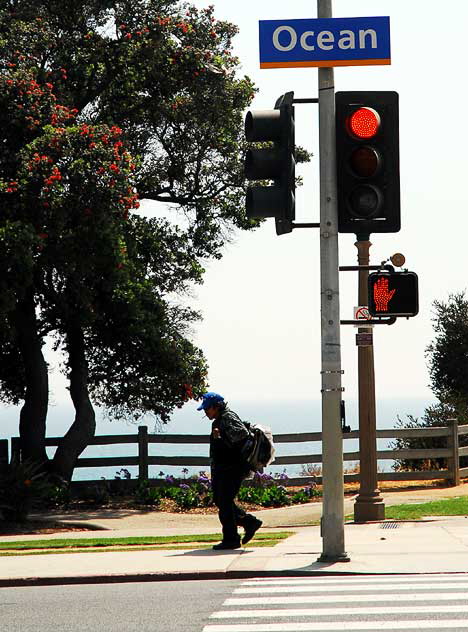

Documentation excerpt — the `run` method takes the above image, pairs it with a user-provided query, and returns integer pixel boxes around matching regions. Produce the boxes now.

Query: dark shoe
[242,518,263,545]
[212,540,241,550]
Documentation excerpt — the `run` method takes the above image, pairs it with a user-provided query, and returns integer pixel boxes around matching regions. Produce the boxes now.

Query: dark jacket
[210,406,250,466]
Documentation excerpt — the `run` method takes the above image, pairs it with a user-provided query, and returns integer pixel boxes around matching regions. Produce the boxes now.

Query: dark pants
[211,464,256,543]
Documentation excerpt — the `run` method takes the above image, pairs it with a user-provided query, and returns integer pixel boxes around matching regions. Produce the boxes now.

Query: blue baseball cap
[197,392,225,411]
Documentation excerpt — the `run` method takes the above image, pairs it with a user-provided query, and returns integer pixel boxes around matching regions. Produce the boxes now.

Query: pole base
[317,552,351,563]
[354,498,385,522]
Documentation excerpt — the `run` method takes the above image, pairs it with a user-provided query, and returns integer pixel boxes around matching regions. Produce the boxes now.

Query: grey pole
[317,0,349,562]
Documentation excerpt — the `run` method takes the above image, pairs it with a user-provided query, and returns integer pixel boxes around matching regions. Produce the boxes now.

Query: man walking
[197,392,262,550]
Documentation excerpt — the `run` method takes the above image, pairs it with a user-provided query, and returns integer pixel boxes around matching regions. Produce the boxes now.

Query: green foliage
[392,292,468,471]
[427,292,468,408]
[290,486,322,504]
[44,480,72,508]
[0,0,266,437]
[237,485,266,505]
[134,479,162,506]
[0,458,51,522]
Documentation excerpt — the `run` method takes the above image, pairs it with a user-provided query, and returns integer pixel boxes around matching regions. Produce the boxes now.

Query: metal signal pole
[317,0,349,562]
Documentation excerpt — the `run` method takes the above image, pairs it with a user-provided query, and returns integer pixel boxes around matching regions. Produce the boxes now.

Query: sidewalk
[2,485,468,587]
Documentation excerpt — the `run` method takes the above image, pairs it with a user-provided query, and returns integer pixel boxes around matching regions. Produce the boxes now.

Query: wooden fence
[5,419,468,486]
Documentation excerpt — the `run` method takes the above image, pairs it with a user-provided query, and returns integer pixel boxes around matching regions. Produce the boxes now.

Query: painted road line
[211,604,468,618]
[203,620,468,631]
[234,581,468,593]
[225,591,468,605]
[242,575,468,585]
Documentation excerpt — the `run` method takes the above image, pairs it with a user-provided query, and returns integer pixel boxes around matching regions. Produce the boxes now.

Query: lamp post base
[354,496,385,522]
[317,552,351,563]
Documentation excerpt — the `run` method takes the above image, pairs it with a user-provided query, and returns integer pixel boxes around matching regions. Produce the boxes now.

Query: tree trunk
[51,324,96,482]
[14,289,49,466]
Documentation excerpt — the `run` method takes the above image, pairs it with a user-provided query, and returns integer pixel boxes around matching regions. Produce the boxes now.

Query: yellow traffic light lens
[347,107,380,139]
[349,146,381,178]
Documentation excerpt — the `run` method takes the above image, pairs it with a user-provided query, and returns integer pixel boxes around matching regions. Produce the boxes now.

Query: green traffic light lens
[348,184,383,218]
[349,146,381,178]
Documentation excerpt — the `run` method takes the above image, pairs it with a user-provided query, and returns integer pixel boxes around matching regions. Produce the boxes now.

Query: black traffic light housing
[335,91,400,236]
[368,271,419,317]
[244,92,295,235]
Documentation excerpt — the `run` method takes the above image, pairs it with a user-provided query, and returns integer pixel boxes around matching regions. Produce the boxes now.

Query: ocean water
[1,397,434,482]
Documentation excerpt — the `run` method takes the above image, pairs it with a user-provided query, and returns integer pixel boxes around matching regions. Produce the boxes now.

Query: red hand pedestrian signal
[368,271,419,318]
[373,276,396,312]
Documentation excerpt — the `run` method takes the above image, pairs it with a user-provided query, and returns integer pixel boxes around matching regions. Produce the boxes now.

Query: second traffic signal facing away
[336,91,400,236]
[244,92,295,235]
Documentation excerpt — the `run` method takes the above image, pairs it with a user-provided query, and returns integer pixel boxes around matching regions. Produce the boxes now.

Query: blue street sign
[259,16,390,68]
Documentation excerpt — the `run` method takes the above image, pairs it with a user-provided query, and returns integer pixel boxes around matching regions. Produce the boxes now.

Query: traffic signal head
[336,91,400,236]
[244,92,295,235]
[368,271,419,317]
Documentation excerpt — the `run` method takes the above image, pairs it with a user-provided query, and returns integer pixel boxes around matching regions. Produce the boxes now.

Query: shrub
[134,479,161,506]
[238,486,267,505]
[261,485,291,508]
[390,405,458,471]
[173,485,200,510]
[44,480,71,508]
[291,486,322,504]
[0,459,51,522]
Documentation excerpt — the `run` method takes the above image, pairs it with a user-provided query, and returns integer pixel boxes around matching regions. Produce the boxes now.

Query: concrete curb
[3,567,468,588]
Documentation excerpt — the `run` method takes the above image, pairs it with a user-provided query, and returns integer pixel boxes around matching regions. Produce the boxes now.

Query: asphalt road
[0,579,238,632]
[4,574,468,631]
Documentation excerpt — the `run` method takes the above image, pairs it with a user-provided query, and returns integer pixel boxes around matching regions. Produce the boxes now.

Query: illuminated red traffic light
[336,91,400,234]
[347,107,380,139]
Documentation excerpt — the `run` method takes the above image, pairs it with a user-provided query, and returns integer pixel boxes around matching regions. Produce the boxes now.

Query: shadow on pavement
[169,548,254,557]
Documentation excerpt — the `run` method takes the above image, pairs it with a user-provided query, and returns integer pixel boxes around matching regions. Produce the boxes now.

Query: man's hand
[374,276,396,312]
[212,428,221,439]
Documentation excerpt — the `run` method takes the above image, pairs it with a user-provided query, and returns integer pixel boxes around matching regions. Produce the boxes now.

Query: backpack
[241,422,276,470]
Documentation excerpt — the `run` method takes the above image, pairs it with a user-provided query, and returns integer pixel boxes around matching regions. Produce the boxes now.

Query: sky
[3,0,467,444]
[174,0,468,406]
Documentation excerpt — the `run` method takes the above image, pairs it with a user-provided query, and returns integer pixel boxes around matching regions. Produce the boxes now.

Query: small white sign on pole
[353,305,373,328]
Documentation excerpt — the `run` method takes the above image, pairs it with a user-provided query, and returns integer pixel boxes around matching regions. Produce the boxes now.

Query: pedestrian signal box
[368,271,419,317]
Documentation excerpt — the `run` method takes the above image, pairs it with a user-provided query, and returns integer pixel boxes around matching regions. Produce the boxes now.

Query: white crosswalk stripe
[202,574,468,632]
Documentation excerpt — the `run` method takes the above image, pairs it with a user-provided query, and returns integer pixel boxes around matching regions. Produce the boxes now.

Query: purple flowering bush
[133,469,321,510]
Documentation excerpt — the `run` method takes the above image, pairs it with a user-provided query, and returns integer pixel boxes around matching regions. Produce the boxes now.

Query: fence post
[448,418,460,487]
[0,440,8,474]
[138,426,149,480]
[10,437,21,463]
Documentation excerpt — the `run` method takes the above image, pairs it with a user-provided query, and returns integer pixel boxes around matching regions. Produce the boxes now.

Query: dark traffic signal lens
[348,184,383,218]
[349,146,381,178]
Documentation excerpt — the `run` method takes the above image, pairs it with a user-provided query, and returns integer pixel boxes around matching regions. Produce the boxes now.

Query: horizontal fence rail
[7,420,468,487]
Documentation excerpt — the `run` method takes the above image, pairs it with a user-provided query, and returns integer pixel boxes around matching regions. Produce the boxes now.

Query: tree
[426,292,468,411]
[0,1,262,480]
[392,292,468,471]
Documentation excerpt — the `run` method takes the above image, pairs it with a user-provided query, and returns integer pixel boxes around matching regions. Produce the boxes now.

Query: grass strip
[384,496,468,521]
[0,531,293,552]
[0,539,286,556]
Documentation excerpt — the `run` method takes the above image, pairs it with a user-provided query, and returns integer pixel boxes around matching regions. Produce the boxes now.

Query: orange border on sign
[260,59,391,68]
